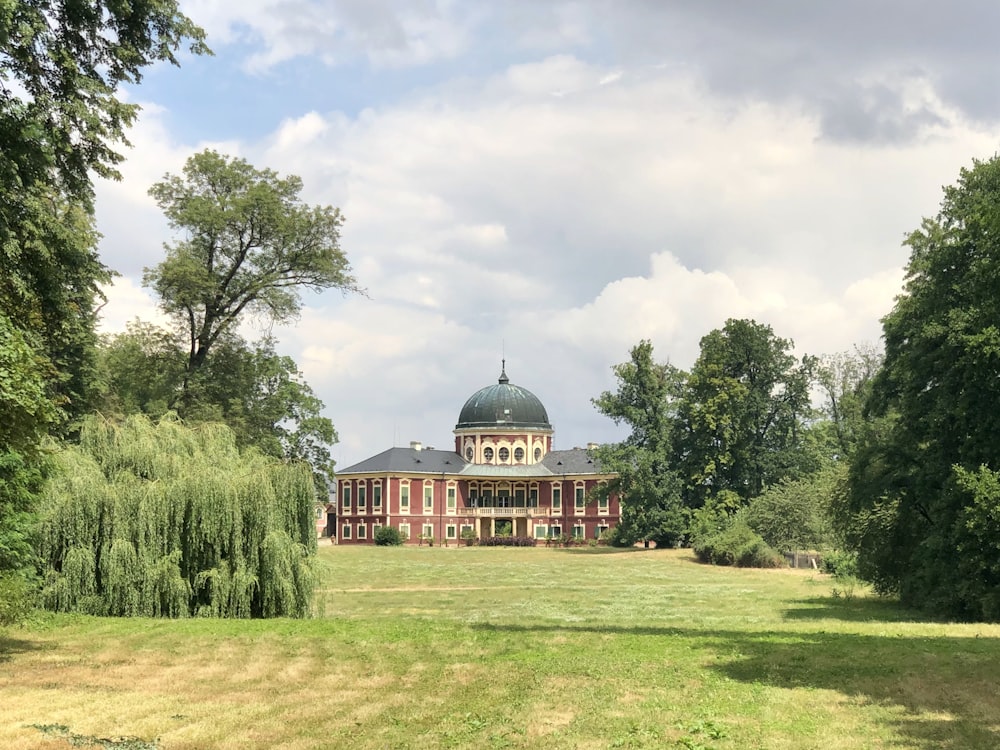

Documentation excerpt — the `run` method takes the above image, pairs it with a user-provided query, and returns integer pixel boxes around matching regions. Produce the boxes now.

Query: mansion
[331,364,620,544]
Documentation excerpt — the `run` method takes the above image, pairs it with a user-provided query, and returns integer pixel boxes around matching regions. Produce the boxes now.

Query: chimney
[410,441,422,451]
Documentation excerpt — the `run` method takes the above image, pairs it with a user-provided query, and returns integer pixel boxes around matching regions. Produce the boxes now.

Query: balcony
[457,507,537,517]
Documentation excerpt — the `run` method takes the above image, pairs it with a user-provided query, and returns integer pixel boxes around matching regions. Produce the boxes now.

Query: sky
[94,0,1000,468]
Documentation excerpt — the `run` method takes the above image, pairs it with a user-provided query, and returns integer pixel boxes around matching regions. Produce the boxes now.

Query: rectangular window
[373,523,382,536]
[342,484,351,511]
[597,525,609,539]
[550,524,562,538]
[342,524,352,539]
[575,487,585,512]
[461,524,474,536]
[358,523,367,539]
[534,524,548,539]
[514,488,525,507]
[529,487,538,508]
[446,524,457,539]
[573,524,584,539]
[447,486,456,510]
[598,494,608,513]
[358,485,367,510]
[422,523,434,539]
[424,483,433,512]
[373,484,382,509]
[552,486,562,511]
[400,485,409,512]
[399,522,410,541]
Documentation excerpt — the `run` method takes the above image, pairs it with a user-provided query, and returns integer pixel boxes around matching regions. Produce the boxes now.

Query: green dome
[456,365,552,431]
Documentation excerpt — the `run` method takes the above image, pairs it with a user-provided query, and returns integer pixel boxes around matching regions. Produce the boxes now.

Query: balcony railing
[457,507,538,517]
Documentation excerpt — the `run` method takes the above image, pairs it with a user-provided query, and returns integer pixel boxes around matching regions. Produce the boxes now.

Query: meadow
[2,545,999,749]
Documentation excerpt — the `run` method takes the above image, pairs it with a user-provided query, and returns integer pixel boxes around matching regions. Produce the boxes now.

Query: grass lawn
[3,546,1000,749]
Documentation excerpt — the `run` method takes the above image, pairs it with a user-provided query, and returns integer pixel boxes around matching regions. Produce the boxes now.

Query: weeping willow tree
[37,414,317,617]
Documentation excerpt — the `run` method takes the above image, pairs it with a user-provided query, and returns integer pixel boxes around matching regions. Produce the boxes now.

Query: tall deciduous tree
[593,340,687,546]
[144,150,359,399]
[840,155,1000,619]
[675,319,816,508]
[1,0,208,426]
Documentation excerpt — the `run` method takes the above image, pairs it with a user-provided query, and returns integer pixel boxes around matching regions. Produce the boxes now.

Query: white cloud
[185,0,473,72]
[94,44,1000,467]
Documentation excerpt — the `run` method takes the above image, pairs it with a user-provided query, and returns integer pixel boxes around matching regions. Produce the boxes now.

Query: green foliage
[374,526,405,546]
[97,325,338,494]
[37,414,316,617]
[0,571,36,625]
[816,345,883,460]
[675,319,817,508]
[593,340,688,544]
[0,0,207,201]
[744,465,842,552]
[0,0,206,621]
[0,0,207,432]
[687,490,743,547]
[841,155,1000,619]
[821,550,859,579]
[143,150,359,398]
[0,315,58,455]
[693,519,784,568]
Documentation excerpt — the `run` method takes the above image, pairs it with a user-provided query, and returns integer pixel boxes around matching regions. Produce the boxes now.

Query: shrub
[0,573,36,626]
[373,526,405,546]
[479,536,537,547]
[694,520,784,568]
[821,549,859,578]
[600,526,624,547]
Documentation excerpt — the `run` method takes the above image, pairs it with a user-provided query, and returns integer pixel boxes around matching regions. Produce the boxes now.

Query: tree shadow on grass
[472,620,1000,749]
[783,596,928,623]
[0,634,42,663]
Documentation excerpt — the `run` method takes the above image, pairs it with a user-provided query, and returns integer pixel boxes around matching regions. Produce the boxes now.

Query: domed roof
[456,364,552,431]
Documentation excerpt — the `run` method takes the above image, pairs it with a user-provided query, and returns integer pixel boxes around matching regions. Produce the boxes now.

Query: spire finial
[499,358,509,384]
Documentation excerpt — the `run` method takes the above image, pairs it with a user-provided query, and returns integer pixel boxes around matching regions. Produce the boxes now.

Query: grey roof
[338,446,610,479]
[337,447,467,475]
[541,448,605,475]
[455,364,552,431]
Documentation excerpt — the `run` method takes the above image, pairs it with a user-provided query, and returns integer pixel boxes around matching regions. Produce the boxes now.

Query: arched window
[465,446,474,461]
[514,447,525,462]
[484,446,494,461]
[498,447,510,462]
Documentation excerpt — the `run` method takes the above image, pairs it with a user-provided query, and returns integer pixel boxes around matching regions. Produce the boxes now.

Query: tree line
[597,156,1000,621]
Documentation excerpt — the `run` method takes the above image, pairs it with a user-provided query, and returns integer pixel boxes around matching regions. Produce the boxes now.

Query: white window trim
[423,481,434,514]
[400,482,410,512]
